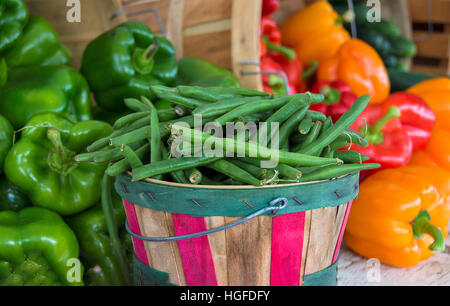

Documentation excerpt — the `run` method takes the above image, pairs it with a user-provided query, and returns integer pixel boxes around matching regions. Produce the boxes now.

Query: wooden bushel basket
[115,172,359,286]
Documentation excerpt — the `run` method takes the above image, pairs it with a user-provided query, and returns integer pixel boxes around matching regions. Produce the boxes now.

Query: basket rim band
[115,172,359,217]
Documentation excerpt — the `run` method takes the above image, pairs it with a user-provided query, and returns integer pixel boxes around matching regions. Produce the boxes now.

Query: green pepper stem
[262,36,296,61]
[302,61,318,80]
[320,86,341,105]
[413,211,445,252]
[47,129,78,176]
[364,106,401,145]
[133,39,159,75]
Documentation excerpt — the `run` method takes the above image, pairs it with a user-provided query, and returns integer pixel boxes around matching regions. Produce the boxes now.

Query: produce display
[0,0,448,287]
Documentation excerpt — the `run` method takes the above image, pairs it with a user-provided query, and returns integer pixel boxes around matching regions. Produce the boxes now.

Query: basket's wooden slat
[231,0,263,91]
[184,30,232,70]
[224,215,272,286]
[414,32,450,59]
[123,0,232,35]
[166,0,185,59]
[303,206,339,275]
[326,203,348,264]
[409,0,450,24]
[205,216,228,286]
[135,205,186,285]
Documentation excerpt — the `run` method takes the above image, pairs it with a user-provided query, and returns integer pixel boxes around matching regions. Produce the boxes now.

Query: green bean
[121,145,144,168]
[299,163,380,182]
[161,143,190,184]
[124,98,152,112]
[206,159,262,186]
[215,96,292,126]
[110,126,150,147]
[329,137,350,151]
[113,111,149,129]
[298,115,313,135]
[184,168,202,184]
[295,121,323,152]
[298,95,370,155]
[193,96,273,118]
[334,150,370,163]
[94,141,144,163]
[175,126,341,167]
[150,109,161,163]
[177,86,270,102]
[229,159,270,180]
[276,163,302,180]
[200,176,223,185]
[106,143,150,176]
[343,129,369,147]
[132,156,220,181]
[149,85,178,96]
[156,92,207,108]
[306,110,327,122]
[289,133,307,146]
[276,105,309,147]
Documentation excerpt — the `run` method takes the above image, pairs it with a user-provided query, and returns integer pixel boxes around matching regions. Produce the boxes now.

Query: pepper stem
[335,10,355,25]
[262,36,296,61]
[133,39,159,75]
[47,128,78,176]
[302,61,318,80]
[320,86,341,105]
[363,106,401,145]
[413,210,445,252]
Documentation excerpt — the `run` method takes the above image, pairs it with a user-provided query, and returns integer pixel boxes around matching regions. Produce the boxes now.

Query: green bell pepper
[0,0,28,53]
[0,65,93,129]
[0,115,13,175]
[81,21,177,112]
[1,15,71,69]
[175,56,241,88]
[4,112,113,216]
[67,188,132,286]
[0,176,30,212]
[0,207,84,286]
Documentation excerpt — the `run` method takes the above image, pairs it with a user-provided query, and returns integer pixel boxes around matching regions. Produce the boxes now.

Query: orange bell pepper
[407,77,450,170]
[345,165,449,267]
[407,77,450,131]
[280,0,350,66]
[317,39,390,104]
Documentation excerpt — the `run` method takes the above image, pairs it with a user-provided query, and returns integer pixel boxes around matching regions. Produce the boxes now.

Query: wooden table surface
[337,235,450,286]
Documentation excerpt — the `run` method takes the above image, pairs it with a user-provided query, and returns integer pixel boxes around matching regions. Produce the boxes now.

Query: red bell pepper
[260,16,281,45]
[262,0,280,16]
[347,104,413,179]
[310,81,358,122]
[382,92,436,152]
[260,56,296,95]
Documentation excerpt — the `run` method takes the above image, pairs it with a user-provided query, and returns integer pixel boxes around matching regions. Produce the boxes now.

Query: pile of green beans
[77,85,380,186]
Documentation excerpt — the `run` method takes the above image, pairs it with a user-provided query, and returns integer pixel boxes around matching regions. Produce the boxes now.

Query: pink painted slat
[332,201,353,264]
[123,200,149,265]
[270,212,305,286]
[171,214,218,286]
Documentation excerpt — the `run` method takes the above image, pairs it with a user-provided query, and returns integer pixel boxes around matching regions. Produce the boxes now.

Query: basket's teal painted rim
[115,172,359,217]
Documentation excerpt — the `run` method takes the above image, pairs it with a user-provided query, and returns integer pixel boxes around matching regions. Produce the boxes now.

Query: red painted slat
[123,200,150,265]
[270,212,306,286]
[172,214,218,286]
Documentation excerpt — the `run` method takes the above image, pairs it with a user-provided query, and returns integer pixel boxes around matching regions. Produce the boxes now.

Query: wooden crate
[409,0,450,76]
[24,0,126,70]
[120,0,265,90]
